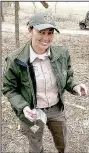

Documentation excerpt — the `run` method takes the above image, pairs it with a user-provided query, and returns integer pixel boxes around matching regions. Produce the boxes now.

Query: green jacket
[2,41,76,125]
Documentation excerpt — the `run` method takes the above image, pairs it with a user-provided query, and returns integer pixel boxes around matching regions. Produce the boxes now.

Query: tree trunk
[1,2,5,22]
[32,2,36,13]
[55,2,57,13]
[15,2,20,48]
[40,1,49,9]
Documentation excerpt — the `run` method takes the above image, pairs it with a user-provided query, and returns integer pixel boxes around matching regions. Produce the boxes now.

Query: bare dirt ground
[2,2,89,153]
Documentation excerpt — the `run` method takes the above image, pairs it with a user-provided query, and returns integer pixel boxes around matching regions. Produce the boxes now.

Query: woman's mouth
[40,41,49,46]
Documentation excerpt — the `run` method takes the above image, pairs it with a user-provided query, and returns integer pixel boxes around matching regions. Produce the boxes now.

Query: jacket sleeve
[65,50,78,94]
[2,57,29,113]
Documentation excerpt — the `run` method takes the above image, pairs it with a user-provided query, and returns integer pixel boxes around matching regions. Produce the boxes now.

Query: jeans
[20,104,69,153]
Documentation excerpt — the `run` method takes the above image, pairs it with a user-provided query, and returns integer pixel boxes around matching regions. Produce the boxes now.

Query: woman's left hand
[73,83,87,96]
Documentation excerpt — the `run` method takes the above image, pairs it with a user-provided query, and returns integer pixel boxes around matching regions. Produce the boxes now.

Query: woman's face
[30,28,54,54]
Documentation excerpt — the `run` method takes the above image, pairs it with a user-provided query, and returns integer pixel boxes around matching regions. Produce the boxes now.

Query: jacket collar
[50,45,62,62]
[14,40,62,67]
[14,41,31,67]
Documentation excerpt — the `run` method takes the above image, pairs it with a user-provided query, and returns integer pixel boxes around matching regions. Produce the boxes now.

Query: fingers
[73,85,81,96]
[23,106,37,122]
[80,83,87,96]
[73,84,87,96]
[76,85,82,96]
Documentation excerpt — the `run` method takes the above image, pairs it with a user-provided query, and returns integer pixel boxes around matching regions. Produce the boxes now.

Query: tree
[15,2,20,48]
[32,2,49,13]
[40,1,49,8]
[32,2,36,13]
[1,2,5,22]
[55,2,57,13]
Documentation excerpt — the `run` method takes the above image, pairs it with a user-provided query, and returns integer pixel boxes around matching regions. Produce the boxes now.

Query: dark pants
[20,104,69,153]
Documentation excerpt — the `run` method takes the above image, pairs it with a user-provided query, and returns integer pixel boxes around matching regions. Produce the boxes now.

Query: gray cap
[27,12,60,33]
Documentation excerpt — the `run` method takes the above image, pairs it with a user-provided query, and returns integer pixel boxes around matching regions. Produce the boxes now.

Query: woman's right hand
[23,106,37,122]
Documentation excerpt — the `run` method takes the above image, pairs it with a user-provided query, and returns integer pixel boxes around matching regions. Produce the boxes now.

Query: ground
[2,2,89,153]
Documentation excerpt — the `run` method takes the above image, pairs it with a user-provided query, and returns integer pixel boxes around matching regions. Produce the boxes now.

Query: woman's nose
[42,34,50,40]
